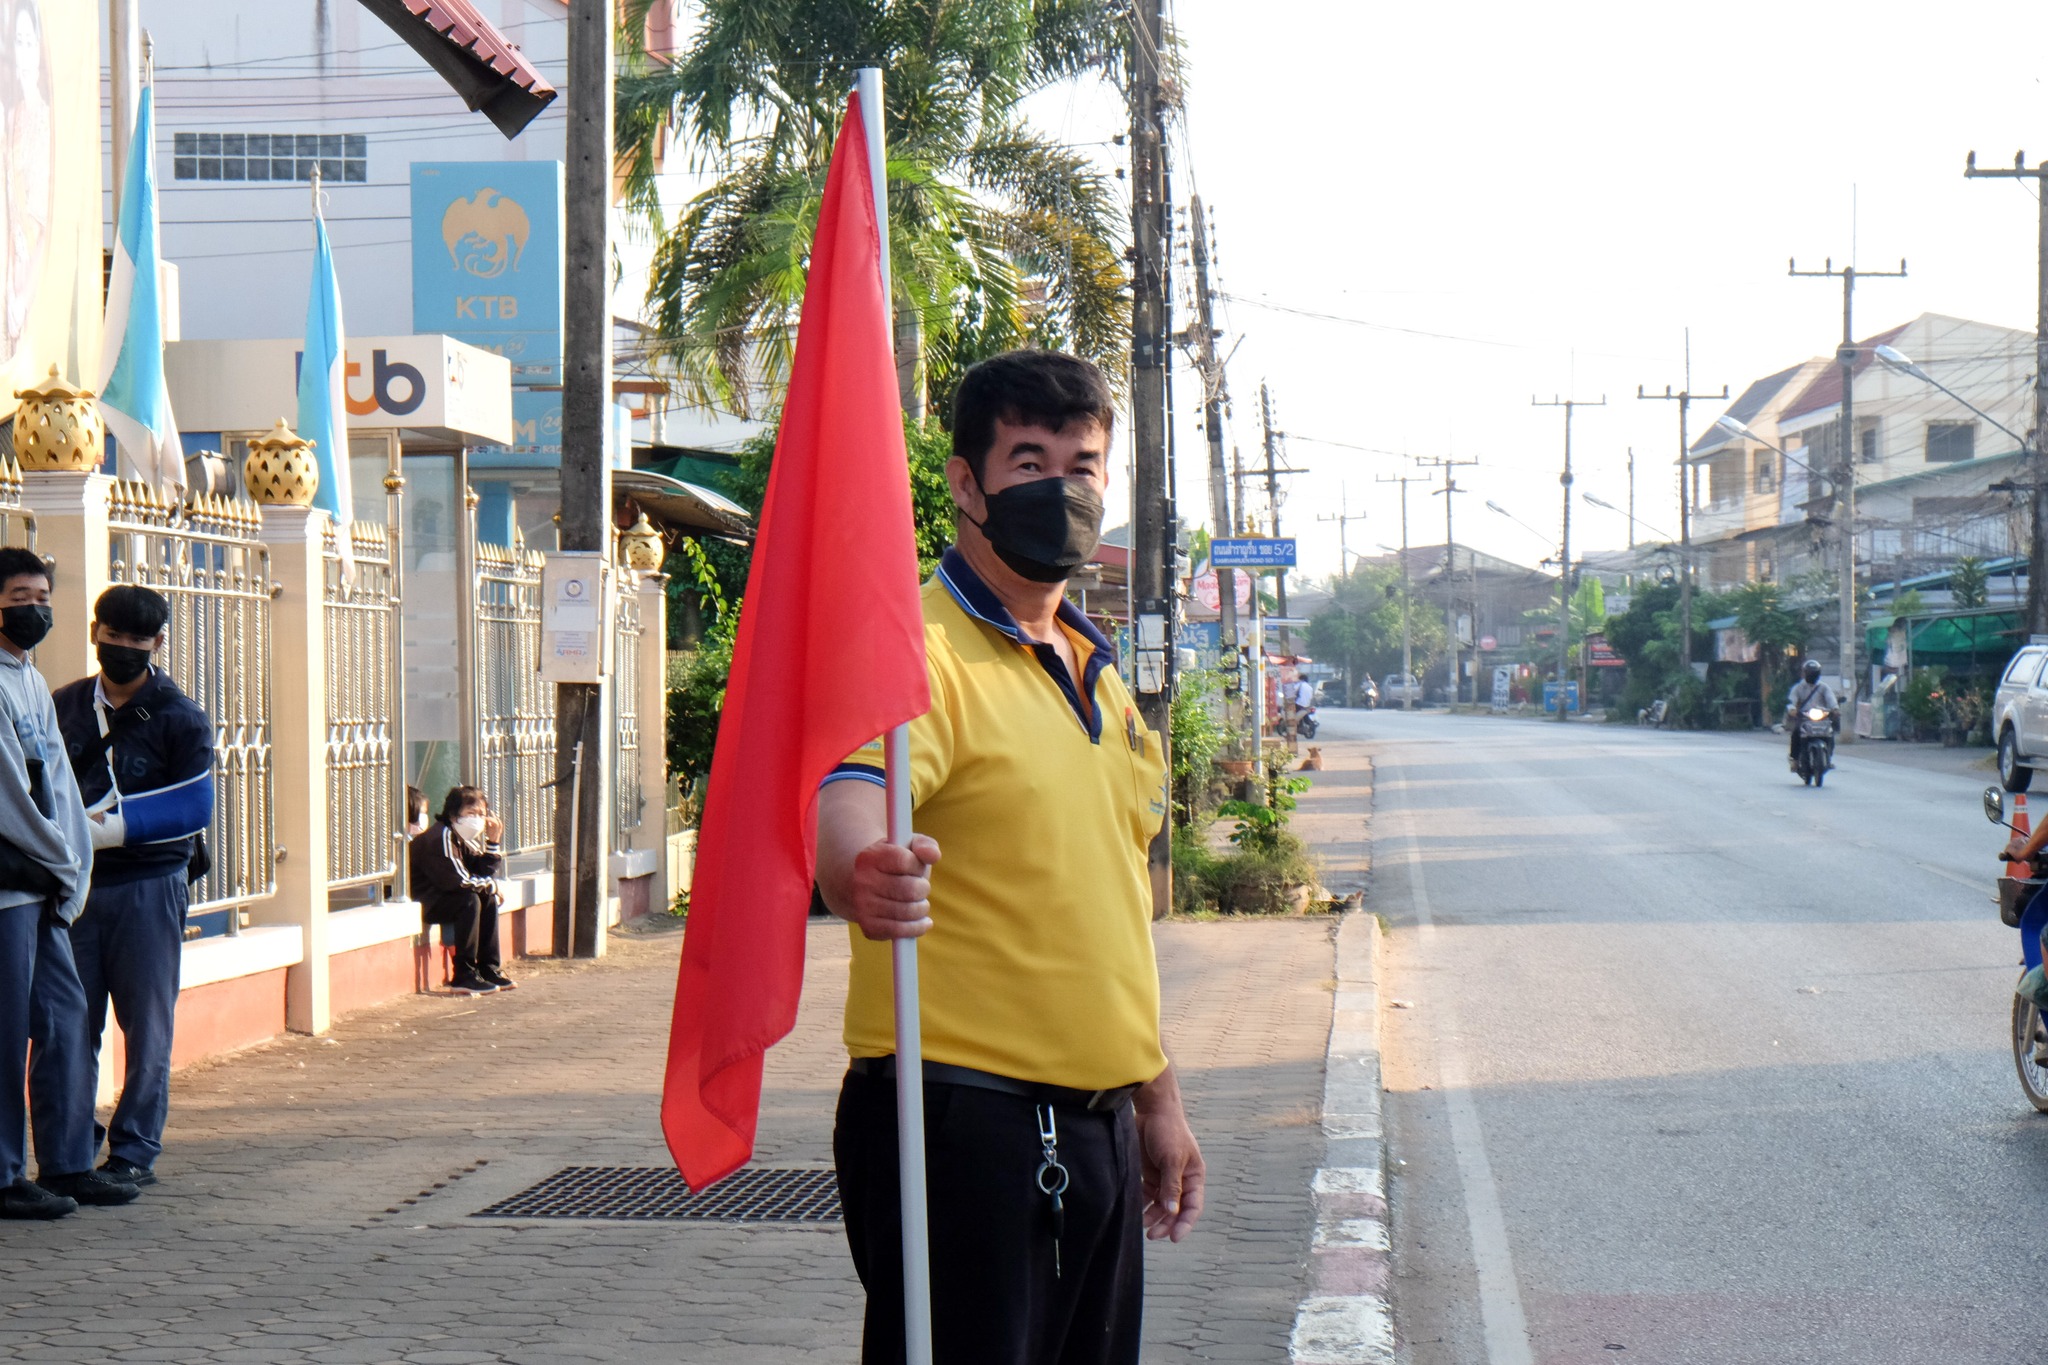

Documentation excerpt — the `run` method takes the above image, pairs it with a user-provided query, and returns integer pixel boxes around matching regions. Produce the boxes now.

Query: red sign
[1586,633,1624,667]
[1478,635,1497,651]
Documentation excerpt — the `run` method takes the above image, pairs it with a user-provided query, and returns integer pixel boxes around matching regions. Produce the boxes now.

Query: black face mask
[0,604,52,650]
[968,476,1105,584]
[97,643,153,686]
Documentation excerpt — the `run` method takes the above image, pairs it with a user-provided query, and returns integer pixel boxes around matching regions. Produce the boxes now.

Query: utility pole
[554,0,613,956]
[1377,474,1421,709]
[1965,151,2048,636]
[1789,255,1904,733]
[1626,446,1637,552]
[1417,457,1478,704]
[1317,485,1368,578]
[1256,383,1308,652]
[1533,395,1604,721]
[1128,0,1172,915]
[1637,355,1729,673]
[1318,487,1368,706]
[1183,194,1244,750]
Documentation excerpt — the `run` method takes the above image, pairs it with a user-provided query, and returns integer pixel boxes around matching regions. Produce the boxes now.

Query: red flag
[660,91,929,1190]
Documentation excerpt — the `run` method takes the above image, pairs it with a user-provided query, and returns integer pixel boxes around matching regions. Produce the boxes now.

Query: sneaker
[38,1169,140,1206]
[0,1180,76,1220]
[478,966,517,991]
[100,1157,157,1187]
[448,971,499,996]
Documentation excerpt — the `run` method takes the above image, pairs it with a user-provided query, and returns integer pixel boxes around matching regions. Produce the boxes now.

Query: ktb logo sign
[441,189,530,278]
[441,188,530,322]
[294,348,426,418]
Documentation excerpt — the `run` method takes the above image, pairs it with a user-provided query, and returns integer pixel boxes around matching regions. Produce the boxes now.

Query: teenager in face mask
[51,585,215,1189]
[0,551,140,1218]
[408,785,511,995]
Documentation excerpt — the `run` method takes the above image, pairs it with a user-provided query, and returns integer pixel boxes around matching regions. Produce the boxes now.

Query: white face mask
[452,814,487,843]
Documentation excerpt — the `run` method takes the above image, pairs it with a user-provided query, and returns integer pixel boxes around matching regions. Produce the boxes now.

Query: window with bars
[1754,451,1774,493]
[172,133,367,183]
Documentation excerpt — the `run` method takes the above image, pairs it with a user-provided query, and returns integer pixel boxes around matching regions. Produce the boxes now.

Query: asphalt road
[1339,707,2038,1365]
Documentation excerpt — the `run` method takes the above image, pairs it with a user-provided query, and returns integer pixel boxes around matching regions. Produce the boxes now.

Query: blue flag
[298,203,353,566]
[98,83,184,489]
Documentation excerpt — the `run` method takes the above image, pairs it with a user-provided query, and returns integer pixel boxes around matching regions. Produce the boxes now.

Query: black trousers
[834,1069,1144,1365]
[433,891,501,978]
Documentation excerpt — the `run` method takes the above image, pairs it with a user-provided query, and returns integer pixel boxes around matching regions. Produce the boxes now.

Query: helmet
[1801,659,1822,683]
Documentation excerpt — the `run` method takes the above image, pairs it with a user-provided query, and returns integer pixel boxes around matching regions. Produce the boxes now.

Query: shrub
[1170,670,1228,828]
[1901,666,1948,731]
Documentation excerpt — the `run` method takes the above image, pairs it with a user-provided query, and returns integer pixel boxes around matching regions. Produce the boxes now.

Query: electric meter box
[539,551,612,683]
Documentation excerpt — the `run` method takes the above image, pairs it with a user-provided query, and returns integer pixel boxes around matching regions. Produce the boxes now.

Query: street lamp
[1872,343,2031,450]
[1581,492,1676,544]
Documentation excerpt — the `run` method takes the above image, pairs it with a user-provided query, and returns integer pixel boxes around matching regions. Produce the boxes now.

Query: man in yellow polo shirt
[818,350,1204,1363]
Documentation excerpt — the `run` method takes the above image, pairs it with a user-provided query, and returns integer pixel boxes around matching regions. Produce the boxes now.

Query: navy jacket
[53,669,215,887]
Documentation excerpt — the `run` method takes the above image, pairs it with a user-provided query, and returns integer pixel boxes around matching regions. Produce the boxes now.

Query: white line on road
[1394,763,1537,1365]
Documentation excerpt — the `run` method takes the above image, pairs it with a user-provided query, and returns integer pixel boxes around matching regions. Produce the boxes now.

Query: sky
[1012,0,2048,586]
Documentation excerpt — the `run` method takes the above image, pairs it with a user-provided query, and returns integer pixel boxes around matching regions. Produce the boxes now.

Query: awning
[614,468,754,542]
[357,0,559,138]
[1866,610,2022,665]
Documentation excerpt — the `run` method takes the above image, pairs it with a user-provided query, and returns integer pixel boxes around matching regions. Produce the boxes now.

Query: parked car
[1314,679,1348,708]
[1380,672,1423,708]
[1993,644,2048,790]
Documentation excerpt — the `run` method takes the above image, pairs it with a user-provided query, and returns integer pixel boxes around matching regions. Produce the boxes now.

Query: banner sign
[1586,632,1625,668]
[411,161,564,384]
[1212,537,1297,567]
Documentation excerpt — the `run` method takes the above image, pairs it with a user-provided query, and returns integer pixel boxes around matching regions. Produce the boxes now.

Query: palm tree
[616,0,1133,419]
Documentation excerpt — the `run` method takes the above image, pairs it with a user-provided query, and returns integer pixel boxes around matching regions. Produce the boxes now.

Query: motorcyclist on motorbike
[1786,659,1838,771]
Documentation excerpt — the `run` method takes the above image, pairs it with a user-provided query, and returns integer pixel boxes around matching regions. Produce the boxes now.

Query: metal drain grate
[473,1166,842,1222]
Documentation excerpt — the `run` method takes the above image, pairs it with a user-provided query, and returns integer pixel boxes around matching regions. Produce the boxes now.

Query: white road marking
[1914,860,1986,892]
[1394,763,1537,1365]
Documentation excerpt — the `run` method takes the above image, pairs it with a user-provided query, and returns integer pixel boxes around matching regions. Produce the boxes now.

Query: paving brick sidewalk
[0,905,1333,1363]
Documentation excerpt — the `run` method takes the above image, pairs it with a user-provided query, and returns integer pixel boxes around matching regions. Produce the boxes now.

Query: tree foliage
[617,0,1133,415]
[1952,556,1990,609]
[1305,567,1448,686]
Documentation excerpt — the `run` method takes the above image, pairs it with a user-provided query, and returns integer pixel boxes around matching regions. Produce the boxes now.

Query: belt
[848,1056,1139,1114]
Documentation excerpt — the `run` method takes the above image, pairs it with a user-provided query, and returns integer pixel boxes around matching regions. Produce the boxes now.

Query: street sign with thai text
[1211,537,1297,567]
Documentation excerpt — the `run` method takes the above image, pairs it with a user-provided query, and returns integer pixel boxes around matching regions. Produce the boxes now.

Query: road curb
[1290,907,1394,1363]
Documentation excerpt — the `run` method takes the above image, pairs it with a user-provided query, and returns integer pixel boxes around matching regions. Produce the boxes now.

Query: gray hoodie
[0,646,92,922]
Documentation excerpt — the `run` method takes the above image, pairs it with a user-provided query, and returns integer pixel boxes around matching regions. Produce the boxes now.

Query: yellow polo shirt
[827,548,1169,1091]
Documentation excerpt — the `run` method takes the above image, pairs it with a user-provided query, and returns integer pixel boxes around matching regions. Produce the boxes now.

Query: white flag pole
[855,65,934,1365]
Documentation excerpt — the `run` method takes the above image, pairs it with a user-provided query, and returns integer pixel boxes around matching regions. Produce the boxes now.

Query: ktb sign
[165,335,513,445]
[294,347,426,417]
[411,163,564,385]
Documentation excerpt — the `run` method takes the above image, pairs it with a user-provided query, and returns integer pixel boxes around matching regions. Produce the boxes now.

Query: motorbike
[1793,704,1836,787]
[1983,785,2048,1110]
[1295,707,1319,740]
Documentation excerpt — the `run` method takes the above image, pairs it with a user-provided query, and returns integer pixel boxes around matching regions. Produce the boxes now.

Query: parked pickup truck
[1993,643,2048,790]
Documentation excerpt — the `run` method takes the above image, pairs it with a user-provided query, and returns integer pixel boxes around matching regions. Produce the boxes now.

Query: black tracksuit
[408,821,504,979]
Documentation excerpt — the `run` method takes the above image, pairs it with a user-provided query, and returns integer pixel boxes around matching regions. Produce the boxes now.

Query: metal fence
[611,583,645,855]
[107,482,275,923]
[474,539,554,856]
[324,522,402,891]
[0,453,30,548]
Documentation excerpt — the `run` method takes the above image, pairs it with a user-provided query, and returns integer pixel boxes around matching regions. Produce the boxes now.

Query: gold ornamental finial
[617,510,666,572]
[242,417,321,507]
[14,364,105,472]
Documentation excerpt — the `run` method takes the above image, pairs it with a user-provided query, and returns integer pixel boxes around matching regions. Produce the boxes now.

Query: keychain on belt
[1035,1104,1070,1279]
